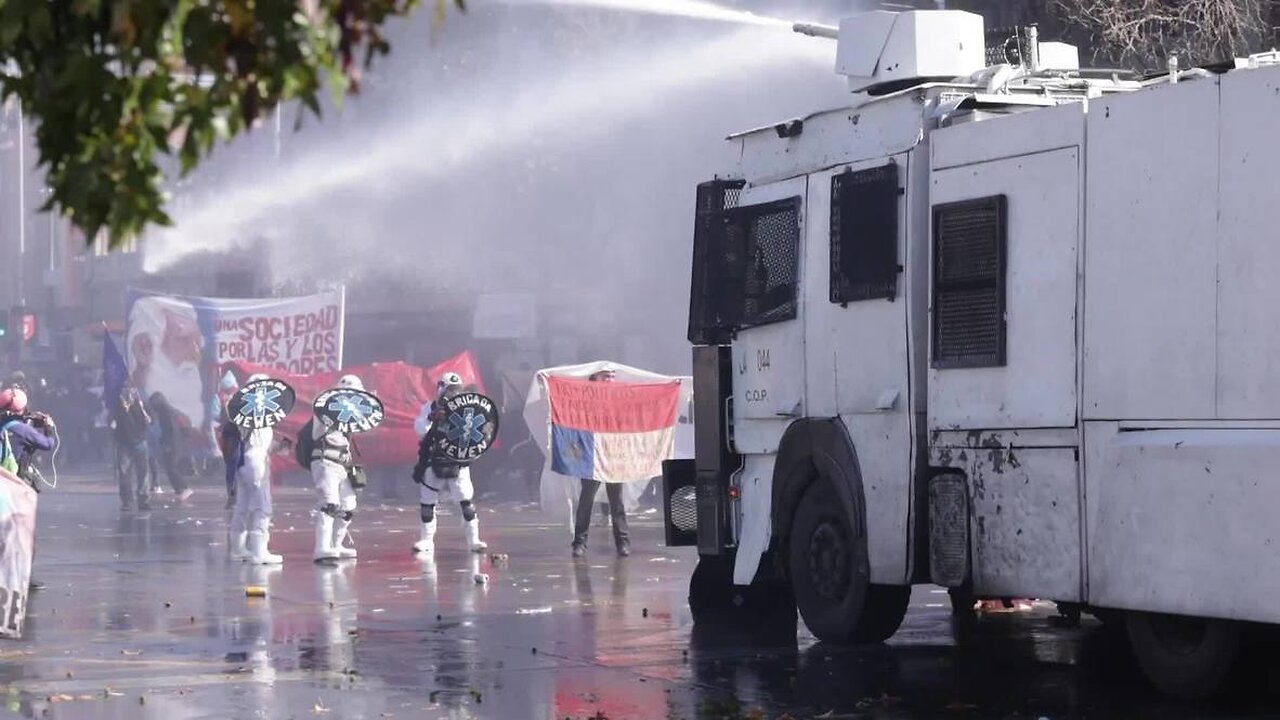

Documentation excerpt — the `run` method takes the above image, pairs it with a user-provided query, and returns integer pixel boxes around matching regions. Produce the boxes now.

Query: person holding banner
[571,369,631,559]
[311,375,365,563]
[411,372,489,555]
[228,374,285,565]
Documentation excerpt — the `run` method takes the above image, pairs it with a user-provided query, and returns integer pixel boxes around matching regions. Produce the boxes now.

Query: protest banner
[124,288,345,451]
[0,468,36,639]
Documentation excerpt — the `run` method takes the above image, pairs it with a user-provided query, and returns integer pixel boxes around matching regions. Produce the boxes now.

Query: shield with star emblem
[230,378,297,430]
[314,388,386,434]
[432,392,500,462]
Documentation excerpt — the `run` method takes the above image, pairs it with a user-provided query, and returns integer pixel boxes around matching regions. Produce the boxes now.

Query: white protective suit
[229,426,282,564]
[411,378,487,555]
[311,417,358,562]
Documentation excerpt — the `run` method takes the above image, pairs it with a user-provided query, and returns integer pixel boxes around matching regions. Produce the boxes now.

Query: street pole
[16,100,24,309]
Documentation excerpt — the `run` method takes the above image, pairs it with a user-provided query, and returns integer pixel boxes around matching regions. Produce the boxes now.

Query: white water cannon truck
[661,8,1280,699]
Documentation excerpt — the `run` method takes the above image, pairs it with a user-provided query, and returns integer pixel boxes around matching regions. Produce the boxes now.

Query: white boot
[247,531,283,565]
[464,517,487,553]
[313,514,338,563]
[412,519,437,554]
[229,531,250,562]
[332,518,357,560]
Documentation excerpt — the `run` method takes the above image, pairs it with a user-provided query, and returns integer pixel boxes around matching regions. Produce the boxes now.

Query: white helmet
[247,373,270,383]
[438,372,463,391]
[338,374,364,391]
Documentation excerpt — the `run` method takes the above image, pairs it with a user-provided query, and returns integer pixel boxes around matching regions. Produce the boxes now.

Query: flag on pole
[547,377,680,483]
[102,331,127,410]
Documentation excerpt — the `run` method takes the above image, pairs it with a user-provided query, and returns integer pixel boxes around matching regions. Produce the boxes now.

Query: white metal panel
[1083,78,1220,420]
[733,454,775,585]
[827,156,912,417]
[733,94,926,186]
[1084,421,1280,623]
[803,168,837,420]
[953,447,1082,601]
[841,413,911,584]
[838,11,985,92]
[1217,65,1280,419]
[929,148,1080,429]
[813,153,914,585]
[731,176,807,455]
[931,102,1085,170]
[834,11,898,79]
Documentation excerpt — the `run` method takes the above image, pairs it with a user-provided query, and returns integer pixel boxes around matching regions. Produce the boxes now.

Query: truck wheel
[788,480,872,642]
[853,584,910,642]
[689,554,794,625]
[1126,611,1241,699]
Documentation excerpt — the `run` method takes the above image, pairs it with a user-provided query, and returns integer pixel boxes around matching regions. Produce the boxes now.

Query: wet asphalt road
[4,472,1280,719]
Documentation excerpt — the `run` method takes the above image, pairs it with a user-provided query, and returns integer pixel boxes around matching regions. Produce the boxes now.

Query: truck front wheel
[788,481,908,643]
[1126,611,1241,699]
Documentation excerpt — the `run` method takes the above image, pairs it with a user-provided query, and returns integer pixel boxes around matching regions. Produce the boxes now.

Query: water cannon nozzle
[792,22,838,40]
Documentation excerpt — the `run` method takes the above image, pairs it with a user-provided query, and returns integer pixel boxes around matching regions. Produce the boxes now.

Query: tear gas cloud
[144,0,859,374]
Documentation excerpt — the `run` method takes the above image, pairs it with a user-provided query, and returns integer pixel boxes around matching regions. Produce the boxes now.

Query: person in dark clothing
[571,369,631,558]
[147,393,192,500]
[112,384,153,511]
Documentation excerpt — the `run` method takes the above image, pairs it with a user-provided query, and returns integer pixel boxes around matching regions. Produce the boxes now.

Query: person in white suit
[228,374,284,565]
[311,374,363,563]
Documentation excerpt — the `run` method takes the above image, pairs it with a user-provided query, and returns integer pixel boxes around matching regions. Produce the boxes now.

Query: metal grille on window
[687,179,744,345]
[932,195,1007,369]
[830,163,900,304]
[725,197,801,330]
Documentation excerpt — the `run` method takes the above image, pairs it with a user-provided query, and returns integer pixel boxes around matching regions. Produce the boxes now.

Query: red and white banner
[228,351,485,470]
[0,469,36,639]
[126,288,346,452]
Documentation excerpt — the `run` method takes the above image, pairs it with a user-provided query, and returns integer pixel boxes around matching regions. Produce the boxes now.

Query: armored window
[724,197,802,331]
[931,195,1008,369]
[830,163,900,304]
[688,179,744,345]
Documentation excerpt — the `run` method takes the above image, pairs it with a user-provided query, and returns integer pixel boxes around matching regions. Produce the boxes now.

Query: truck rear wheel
[1126,611,1241,700]
[788,481,908,643]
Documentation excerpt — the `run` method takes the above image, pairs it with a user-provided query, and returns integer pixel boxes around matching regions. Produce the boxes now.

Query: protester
[0,386,59,593]
[571,369,631,558]
[112,383,153,511]
[0,387,59,492]
[411,372,487,555]
[227,374,284,565]
[310,374,363,563]
[217,372,240,509]
[147,393,194,501]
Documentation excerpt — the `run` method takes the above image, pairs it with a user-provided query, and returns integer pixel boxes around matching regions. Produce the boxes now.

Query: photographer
[0,387,59,492]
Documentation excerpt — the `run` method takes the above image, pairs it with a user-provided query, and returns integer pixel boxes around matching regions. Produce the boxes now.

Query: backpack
[294,419,315,469]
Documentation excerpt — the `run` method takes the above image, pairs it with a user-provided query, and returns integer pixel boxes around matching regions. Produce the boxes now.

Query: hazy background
[141,0,862,376]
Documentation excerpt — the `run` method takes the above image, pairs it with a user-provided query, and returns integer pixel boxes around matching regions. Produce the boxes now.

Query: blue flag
[102,333,127,410]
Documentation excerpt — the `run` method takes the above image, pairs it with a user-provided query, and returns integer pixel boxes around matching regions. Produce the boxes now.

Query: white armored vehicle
[662,9,1280,698]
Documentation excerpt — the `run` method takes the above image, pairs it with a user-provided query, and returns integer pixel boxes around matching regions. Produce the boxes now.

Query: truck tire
[789,480,909,643]
[853,584,910,643]
[1126,610,1241,700]
[688,553,794,626]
